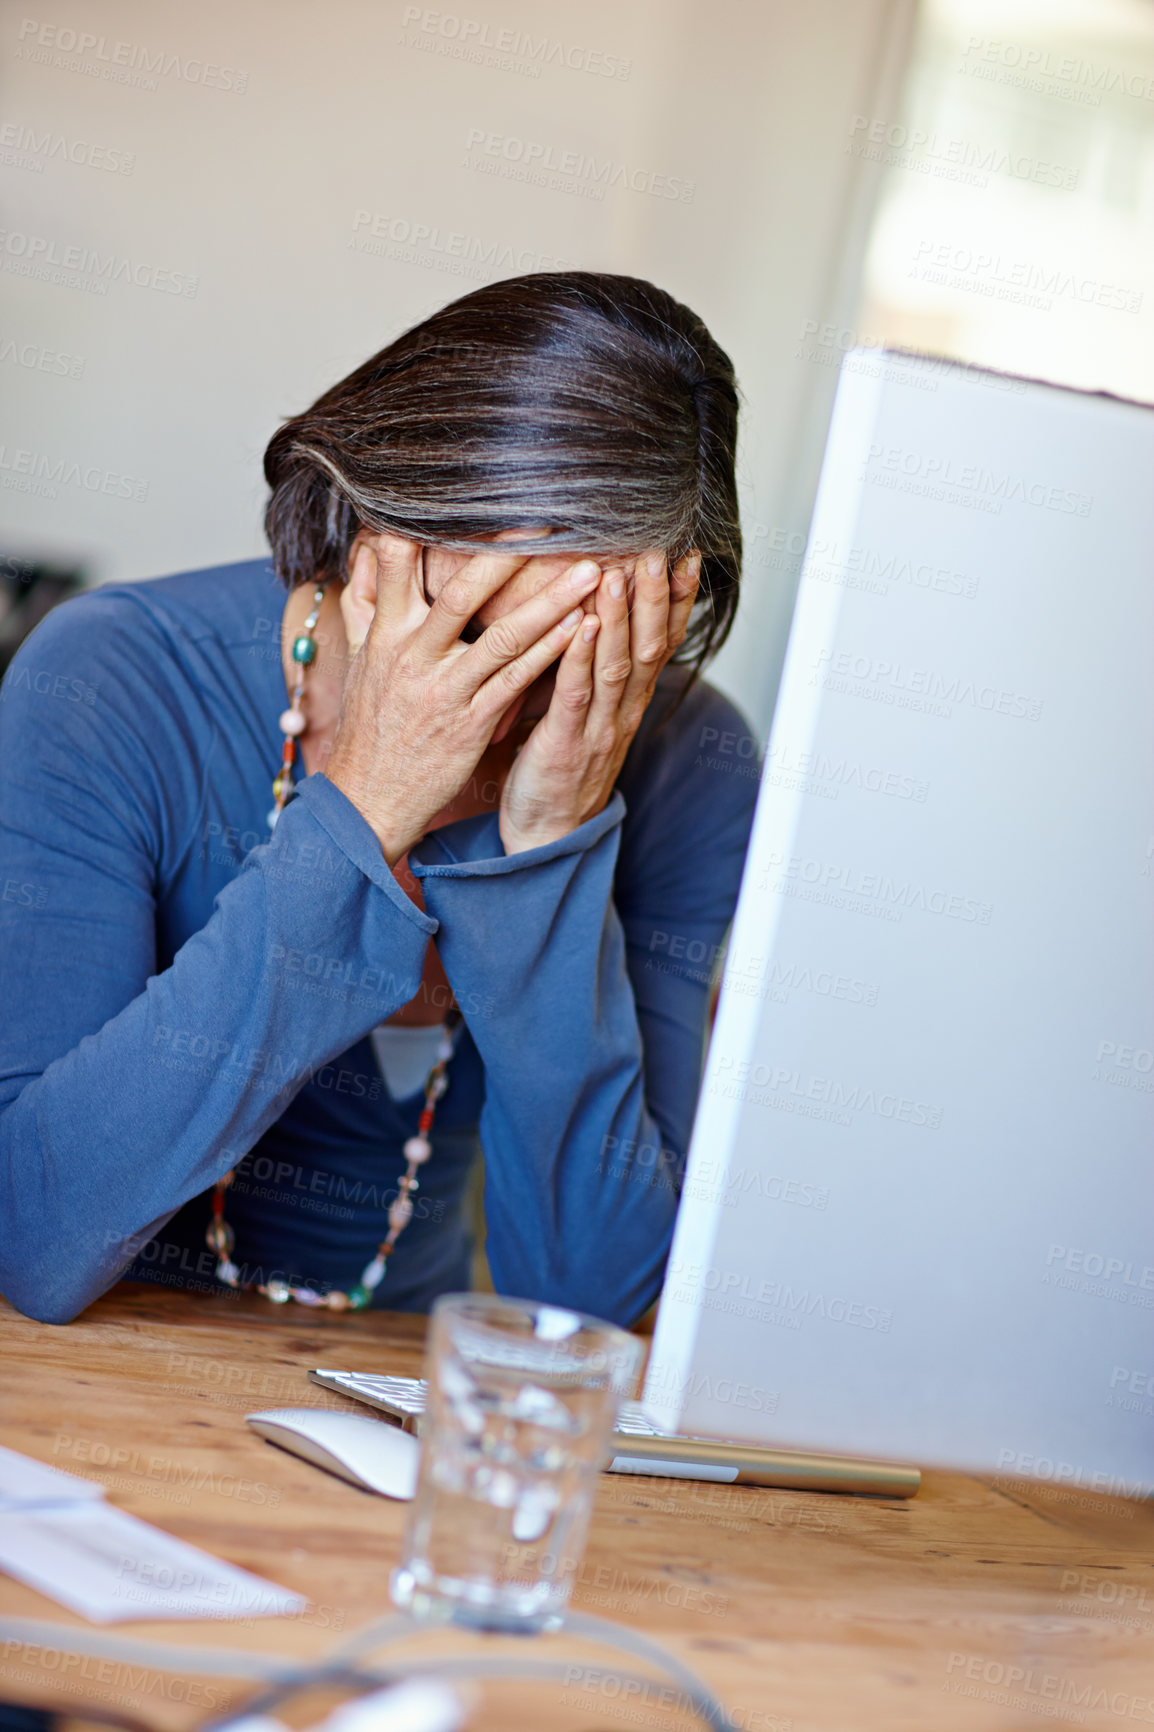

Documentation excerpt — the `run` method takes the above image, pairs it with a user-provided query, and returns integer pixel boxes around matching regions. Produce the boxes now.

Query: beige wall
[0,0,914,732]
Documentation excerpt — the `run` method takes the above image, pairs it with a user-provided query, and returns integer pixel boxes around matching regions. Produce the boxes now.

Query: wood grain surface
[1,1284,1152,1732]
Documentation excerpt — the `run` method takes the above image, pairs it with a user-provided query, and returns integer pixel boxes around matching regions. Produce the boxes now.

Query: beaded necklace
[267,582,323,832]
[205,580,458,1310]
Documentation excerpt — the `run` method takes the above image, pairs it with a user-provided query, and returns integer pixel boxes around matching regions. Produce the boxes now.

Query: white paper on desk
[0,1442,107,1511]
[0,1500,307,1622]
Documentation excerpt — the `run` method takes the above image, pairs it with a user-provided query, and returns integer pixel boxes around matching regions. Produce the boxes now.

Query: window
[856,0,1154,397]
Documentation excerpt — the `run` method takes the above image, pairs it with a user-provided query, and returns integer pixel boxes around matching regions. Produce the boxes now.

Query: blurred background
[2,0,1152,732]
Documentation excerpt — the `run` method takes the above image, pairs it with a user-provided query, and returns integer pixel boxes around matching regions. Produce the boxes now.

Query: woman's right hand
[325,532,603,865]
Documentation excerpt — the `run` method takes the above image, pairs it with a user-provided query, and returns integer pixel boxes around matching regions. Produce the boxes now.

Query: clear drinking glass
[391,1292,643,1633]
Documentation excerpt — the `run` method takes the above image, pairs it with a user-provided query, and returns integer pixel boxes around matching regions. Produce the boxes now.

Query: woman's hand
[498,549,702,855]
[326,534,604,865]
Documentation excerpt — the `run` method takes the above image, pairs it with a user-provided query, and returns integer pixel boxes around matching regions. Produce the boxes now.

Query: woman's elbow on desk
[0,1208,162,1326]
[0,1260,108,1326]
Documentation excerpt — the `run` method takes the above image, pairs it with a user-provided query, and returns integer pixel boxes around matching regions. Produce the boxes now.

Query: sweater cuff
[292,774,438,934]
[409,792,627,880]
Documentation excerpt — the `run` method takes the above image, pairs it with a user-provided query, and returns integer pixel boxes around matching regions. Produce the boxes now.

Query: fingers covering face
[629,548,672,674]
[361,535,424,624]
[580,545,701,721]
[588,565,632,727]
[421,549,544,654]
[546,604,602,742]
[411,535,701,715]
[455,559,602,701]
[667,550,702,655]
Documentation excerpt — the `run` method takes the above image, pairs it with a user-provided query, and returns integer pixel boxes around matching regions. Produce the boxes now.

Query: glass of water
[391,1292,643,1633]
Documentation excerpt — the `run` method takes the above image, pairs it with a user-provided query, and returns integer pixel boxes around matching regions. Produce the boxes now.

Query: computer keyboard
[310,1368,667,1436]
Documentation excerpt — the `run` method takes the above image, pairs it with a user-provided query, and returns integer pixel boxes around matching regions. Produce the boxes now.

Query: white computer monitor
[644,350,1154,1497]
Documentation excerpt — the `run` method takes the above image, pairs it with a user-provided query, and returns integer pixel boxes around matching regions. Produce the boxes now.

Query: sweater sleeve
[0,597,434,1325]
[408,680,758,1327]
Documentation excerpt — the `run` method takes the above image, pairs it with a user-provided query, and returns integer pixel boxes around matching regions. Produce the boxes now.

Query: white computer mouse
[246,1407,420,1499]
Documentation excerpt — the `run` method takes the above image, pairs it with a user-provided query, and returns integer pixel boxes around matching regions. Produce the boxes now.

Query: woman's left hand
[499,548,701,854]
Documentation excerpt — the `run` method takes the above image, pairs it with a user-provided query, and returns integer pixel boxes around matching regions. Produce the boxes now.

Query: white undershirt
[369,1021,455,1101]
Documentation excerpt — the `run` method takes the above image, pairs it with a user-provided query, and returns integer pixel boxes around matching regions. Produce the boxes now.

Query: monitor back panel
[645,352,1154,1495]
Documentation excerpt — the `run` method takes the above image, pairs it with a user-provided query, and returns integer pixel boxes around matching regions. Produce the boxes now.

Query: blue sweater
[0,559,757,1326]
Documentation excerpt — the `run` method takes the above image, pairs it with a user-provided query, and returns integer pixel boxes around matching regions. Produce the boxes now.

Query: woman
[0,272,757,1327]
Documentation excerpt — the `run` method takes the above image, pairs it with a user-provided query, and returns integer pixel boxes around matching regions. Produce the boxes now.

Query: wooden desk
[2,1285,1152,1732]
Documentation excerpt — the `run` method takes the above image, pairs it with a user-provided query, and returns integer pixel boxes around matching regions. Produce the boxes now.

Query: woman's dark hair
[263,271,742,672]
